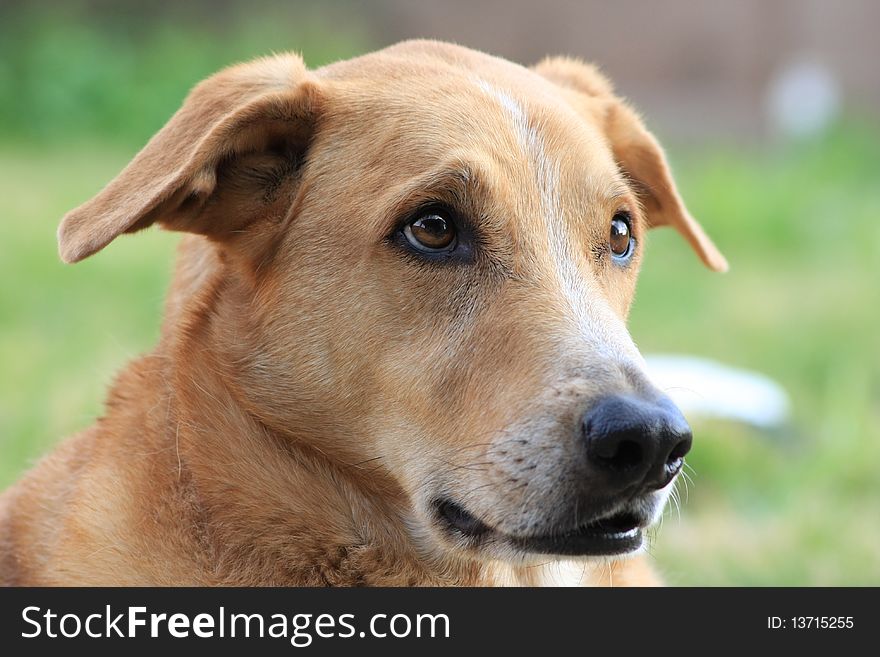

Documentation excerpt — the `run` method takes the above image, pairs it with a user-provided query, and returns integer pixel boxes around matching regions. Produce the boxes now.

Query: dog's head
[58,41,725,563]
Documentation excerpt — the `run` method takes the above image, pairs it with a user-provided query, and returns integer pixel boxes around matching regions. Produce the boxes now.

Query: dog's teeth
[610,528,639,539]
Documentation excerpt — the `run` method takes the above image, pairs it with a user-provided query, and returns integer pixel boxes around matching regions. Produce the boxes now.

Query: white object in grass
[644,354,790,430]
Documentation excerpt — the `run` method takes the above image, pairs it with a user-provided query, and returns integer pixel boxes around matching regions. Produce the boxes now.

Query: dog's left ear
[533,57,728,272]
[58,54,322,263]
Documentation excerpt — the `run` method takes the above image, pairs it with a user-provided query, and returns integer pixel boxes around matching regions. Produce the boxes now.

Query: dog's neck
[137,243,458,585]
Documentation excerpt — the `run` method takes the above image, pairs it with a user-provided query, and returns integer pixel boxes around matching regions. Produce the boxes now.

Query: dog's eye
[610,212,633,260]
[403,210,457,252]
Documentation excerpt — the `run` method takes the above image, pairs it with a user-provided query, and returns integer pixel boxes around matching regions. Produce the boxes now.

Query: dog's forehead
[319,41,626,209]
[322,42,584,133]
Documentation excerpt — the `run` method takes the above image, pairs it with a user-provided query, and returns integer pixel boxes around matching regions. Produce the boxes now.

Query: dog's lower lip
[436,499,644,556]
[511,512,644,556]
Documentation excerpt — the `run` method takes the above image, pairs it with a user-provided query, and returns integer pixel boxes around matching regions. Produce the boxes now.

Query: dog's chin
[432,496,662,560]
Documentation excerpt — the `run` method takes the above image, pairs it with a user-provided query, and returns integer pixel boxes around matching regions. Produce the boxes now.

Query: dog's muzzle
[435,393,692,557]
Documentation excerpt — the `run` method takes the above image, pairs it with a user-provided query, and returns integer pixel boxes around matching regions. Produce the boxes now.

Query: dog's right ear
[533,57,728,272]
[58,54,322,263]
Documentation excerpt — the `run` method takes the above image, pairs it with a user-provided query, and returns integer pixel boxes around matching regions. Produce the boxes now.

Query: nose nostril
[667,439,690,465]
[660,438,691,485]
[597,438,643,471]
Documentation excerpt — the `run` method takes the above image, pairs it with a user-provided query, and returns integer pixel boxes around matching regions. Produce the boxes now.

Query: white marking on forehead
[473,78,640,362]
[473,78,533,154]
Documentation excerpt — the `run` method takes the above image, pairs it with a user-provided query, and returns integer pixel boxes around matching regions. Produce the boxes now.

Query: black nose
[582,394,692,491]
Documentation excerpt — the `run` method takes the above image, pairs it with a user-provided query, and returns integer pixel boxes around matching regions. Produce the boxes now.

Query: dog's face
[57,41,726,564]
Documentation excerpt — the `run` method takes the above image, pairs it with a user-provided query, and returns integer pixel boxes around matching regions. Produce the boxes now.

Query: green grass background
[1,4,878,585]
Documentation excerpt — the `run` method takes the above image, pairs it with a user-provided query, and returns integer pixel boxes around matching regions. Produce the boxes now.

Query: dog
[0,40,726,586]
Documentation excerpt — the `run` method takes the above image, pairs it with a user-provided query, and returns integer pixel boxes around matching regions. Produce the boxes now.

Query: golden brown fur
[0,40,724,586]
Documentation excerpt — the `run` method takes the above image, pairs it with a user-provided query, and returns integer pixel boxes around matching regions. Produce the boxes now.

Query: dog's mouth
[434,499,646,557]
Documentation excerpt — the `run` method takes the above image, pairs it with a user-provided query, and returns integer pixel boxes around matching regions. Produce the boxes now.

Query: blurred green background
[1,0,878,585]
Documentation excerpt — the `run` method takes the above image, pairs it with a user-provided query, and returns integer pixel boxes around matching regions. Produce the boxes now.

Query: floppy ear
[57,54,322,263]
[533,57,728,272]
